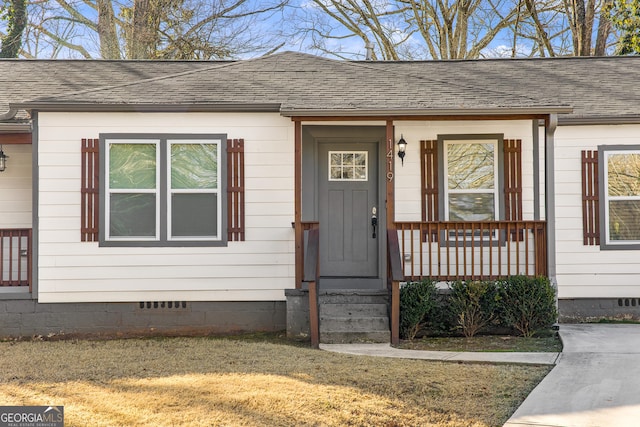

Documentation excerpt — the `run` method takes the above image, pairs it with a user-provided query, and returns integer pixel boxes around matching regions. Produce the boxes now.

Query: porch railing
[394,221,547,281]
[0,228,32,291]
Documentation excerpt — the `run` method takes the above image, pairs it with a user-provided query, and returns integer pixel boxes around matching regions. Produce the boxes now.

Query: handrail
[387,228,403,345]
[303,228,319,282]
[387,228,404,282]
[294,221,319,289]
[302,227,320,349]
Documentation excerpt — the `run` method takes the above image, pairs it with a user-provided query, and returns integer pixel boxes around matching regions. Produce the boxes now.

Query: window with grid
[601,148,640,248]
[101,134,226,246]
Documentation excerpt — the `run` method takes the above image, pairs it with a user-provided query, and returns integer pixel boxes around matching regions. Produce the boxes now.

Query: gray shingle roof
[374,57,640,121]
[2,52,640,123]
[0,59,224,122]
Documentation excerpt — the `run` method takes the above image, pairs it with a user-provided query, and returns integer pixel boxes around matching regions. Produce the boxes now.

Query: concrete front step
[320,330,391,344]
[318,290,389,305]
[320,302,388,317]
[319,315,389,332]
[318,290,391,344]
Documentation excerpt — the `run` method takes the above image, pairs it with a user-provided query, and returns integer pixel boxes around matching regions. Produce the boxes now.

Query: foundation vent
[617,298,640,307]
[139,301,188,310]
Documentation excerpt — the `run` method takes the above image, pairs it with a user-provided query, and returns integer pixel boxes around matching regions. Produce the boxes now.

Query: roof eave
[10,102,283,113]
[0,122,31,132]
[558,115,640,126]
[280,106,574,117]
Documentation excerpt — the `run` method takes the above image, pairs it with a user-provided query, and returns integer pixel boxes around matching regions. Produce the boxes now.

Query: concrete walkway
[321,324,640,427]
[505,324,640,427]
[320,342,560,365]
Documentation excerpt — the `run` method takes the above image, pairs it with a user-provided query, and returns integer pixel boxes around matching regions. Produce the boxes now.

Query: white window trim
[167,139,222,241]
[442,139,499,222]
[105,139,161,241]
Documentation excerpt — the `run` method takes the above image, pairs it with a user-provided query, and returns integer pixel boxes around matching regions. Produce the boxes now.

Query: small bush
[399,279,438,340]
[498,276,557,337]
[449,280,497,337]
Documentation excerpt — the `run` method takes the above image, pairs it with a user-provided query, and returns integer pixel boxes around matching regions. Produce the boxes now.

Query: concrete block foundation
[559,298,640,323]
[0,299,286,339]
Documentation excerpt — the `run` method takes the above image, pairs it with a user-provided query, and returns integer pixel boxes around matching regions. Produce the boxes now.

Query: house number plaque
[387,139,394,182]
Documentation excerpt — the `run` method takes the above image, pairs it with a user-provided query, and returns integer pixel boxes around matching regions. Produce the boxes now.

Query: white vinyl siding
[554,125,640,298]
[0,144,32,228]
[393,120,537,223]
[36,112,294,303]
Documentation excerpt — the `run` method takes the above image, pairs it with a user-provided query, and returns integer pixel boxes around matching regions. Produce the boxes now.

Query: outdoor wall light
[397,135,407,166]
[0,145,8,172]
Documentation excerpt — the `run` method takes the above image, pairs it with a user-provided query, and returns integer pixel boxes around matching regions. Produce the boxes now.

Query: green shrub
[449,280,497,337]
[497,275,557,337]
[399,279,438,340]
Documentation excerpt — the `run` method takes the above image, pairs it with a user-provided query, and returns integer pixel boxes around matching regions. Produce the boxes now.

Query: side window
[169,140,220,240]
[443,139,499,221]
[107,140,160,240]
[100,134,227,247]
[438,135,504,222]
[600,146,640,249]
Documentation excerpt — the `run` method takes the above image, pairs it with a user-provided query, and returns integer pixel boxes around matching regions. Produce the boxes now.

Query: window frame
[438,134,505,222]
[99,133,227,247]
[328,150,368,181]
[599,144,640,250]
[437,134,505,246]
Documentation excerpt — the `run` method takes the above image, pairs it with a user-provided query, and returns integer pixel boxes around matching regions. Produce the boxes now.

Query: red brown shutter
[581,150,600,245]
[503,139,522,221]
[421,140,439,222]
[420,140,439,243]
[81,138,100,242]
[504,139,523,242]
[227,138,245,241]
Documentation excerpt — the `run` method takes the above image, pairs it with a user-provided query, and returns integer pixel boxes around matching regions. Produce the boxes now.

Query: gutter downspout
[545,114,558,291]
[0,108,18,121]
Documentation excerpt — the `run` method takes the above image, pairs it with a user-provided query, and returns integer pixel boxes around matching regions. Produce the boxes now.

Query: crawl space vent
[139,301,188,310]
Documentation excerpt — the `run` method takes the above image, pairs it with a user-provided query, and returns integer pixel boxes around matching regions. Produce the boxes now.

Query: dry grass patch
[0,337,550,426]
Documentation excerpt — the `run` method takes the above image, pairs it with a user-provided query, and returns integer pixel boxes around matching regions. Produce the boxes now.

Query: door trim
[301,125,387,289]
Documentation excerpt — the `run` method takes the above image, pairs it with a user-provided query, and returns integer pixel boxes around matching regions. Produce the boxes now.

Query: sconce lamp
[397,135,407,166]
[0,145,8,172]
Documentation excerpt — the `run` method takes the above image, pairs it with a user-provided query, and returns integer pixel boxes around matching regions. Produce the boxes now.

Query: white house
[1,52,639,341]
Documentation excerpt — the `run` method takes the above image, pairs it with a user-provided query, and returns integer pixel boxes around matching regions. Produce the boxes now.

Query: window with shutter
[420,135,523,242]
[81,135,245,244]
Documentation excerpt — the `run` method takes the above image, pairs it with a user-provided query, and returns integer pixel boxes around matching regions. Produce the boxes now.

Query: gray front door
[318,142,379,288]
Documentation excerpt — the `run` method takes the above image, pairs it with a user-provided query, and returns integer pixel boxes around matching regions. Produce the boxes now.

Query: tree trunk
[0,0,27,58]
[574,0,587,54]
[594,0,613,55]
[96,0,120,59]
